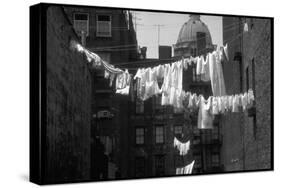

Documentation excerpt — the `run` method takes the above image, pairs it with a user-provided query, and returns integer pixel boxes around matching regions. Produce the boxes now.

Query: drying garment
[116,69,130,90]
[176,160,195,175]
[184,160,195,174]
[201,55,211,82]
[227,95,233,112]
[134,69,146,100]
[223,43,229,61]
[102,59,123,74]
[198,95,214,129]
[217,96,223,113]
[232,94,240,113]
[160,61,183,109]
[116,72,131,95]
[156,64,165,80]
[175,89,184,110]
[183,58,188,70]
[116,85,130,95]
[241,92,248,111]
[173,137,190,156]
[187,93,196,110]
[160,64,172,94]
[161,92,169,106]
[143,67,161,99]
[168,61,183,107]
[248,89,255,107]
[182,91,190,110]
[104,70,110,79]
[211,96,219,115]
[208,51,226,96]
[109,73,116,87]
[196,56,203,75]
[220,96,228,113]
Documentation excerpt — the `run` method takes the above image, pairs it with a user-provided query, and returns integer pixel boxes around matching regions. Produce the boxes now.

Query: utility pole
[153,24,164,58]
[153,24,165,47]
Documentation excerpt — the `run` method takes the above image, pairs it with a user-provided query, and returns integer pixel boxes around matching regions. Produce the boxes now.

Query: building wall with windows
[64,6,140,179]
[221,17,272,171]
[126,30,221,177]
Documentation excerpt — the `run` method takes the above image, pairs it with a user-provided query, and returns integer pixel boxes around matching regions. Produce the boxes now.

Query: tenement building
[127,15,223,178]
[221,17,272,171]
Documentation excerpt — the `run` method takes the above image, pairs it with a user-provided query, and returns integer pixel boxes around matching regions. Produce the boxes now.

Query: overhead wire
[87,22,247,52]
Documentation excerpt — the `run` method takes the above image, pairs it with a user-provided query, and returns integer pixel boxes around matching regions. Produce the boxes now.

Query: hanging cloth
[176,160,195,175]
[197,95,214,129]
[208,50,226,97]
[173,137,190,156]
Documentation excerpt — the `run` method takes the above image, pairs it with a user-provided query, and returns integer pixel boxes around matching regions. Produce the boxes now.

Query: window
[136,128,145,145]
[155,155,165,176]
[136,99,144,114]
[135,157,145,177]
[212,128,219,140]
[154,95,163,112]
[96,14,112,37]
[73,13,89,36]
[155,125,164,144]
[212,154,220,165]
[174,125,182,137]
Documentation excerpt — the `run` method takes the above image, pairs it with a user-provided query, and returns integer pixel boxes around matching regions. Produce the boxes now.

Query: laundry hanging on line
[72,39,230,98]
[72,40,255,113]
[174,137,190,156]
[133,43,228,103]
[71,40,132,95]
[176,160,195,175]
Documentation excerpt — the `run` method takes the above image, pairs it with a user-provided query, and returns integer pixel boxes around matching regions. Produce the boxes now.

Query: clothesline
[71,22,248,71]
[70,24,255,104]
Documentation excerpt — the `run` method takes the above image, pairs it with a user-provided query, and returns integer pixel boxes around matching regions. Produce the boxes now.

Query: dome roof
[175,15,212,48]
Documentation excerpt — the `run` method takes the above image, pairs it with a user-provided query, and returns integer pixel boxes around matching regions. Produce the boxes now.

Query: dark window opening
[135,157,145,177]
[155,155,165,176]
[155,125,164,144]
[136,127,145,145]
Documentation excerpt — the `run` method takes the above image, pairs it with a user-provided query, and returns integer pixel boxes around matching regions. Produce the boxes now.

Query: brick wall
[242,18,272,170]
[45,6,92,182]
[221,17,272,171]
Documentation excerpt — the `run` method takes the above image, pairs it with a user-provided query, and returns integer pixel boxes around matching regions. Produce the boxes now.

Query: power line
[89,24,246,52]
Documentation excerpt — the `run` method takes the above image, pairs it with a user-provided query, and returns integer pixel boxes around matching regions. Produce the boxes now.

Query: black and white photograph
[29,3,273,185]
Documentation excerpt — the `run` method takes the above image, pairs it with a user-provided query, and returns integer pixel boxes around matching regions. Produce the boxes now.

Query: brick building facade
[43,5,272,182]
[46,6,92,183]
[63,6,140,179]
[221,17,272,171]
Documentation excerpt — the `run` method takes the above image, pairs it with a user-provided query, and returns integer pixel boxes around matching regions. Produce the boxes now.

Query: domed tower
[174,15,214,57]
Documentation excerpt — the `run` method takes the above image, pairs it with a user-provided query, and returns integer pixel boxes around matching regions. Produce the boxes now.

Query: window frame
[96,14,112,37]
[73,12,89,37]
[174,124,183,137]
[155,125,165,144]
[136,99,144,114]
[154,155,165,176]
[135,127,145,145]
[135,157,145,177]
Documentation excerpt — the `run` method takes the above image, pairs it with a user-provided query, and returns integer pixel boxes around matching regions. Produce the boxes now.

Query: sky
[132,11,223,58]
